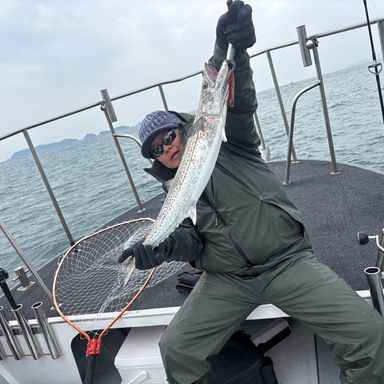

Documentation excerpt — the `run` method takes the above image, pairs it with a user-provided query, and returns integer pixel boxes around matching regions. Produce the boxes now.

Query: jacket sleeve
[209,43,261,156]
[163,218,204,263]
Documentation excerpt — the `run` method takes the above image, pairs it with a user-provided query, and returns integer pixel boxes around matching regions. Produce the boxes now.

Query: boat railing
[0,17,383,295]
[284,80,321,185]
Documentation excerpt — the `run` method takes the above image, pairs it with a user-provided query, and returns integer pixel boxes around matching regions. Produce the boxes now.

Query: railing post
[253,112,270,162]
[22,129,75,245]
[310,40,339,175]
[158,85,169,111]
[266,50,298,162]
[100,89,145,212]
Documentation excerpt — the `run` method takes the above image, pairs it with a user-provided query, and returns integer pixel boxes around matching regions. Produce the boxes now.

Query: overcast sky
[0,0,383,161]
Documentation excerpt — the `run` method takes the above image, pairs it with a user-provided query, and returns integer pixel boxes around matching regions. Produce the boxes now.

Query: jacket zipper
[202,191,253,267]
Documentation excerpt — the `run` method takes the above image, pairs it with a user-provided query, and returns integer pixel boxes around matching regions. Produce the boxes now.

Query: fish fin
[188,203,197,225]
[222,121,228,142]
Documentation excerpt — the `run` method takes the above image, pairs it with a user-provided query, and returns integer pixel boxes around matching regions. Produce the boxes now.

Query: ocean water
[0,62,383,283]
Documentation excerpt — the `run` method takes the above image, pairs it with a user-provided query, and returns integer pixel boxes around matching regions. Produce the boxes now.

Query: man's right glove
[216,0,256,52]
[118,241,166,270]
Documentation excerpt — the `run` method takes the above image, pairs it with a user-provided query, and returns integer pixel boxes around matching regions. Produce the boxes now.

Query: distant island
[11,126,134,160]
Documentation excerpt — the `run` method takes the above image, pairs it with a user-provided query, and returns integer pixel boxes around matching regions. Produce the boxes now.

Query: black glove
[118,241,166,270]
[216,0,256,52]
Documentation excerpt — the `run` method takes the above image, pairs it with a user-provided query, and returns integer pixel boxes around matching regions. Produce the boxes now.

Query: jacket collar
[143,160,177,184]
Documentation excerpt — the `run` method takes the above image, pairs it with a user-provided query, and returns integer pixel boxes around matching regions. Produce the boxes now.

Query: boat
[0,9,384,384]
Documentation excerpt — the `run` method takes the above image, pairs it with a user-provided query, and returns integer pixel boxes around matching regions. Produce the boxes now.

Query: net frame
[52,218,183,355]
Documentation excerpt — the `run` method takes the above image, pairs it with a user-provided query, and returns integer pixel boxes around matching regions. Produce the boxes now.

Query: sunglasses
[151,129,177,158]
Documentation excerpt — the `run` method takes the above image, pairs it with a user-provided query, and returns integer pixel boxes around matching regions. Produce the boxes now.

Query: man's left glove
[118,241,166,270]
[216,0,256,52]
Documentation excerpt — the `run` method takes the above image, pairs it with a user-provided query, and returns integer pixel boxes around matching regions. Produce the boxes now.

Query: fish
[142,57,235,248]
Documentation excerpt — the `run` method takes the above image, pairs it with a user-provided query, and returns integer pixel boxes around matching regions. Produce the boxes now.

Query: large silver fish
[142,57,235,248]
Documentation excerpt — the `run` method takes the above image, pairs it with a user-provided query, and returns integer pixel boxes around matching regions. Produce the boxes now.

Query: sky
[0,0,383,161]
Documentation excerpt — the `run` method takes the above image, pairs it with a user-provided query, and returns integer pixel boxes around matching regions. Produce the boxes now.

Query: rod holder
[14,266,34,290]
[0,306,22,360]
[32,302,60,359]
[100,89,118,122]
[364,266,384,317]
[297,25,312,67]
[378,20,384,63]
[12,304,41,360]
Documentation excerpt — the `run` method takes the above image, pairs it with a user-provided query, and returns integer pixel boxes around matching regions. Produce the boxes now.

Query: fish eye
[202,81,208,90]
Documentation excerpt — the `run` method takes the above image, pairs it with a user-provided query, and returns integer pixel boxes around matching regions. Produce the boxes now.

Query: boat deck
[1,159,383,320]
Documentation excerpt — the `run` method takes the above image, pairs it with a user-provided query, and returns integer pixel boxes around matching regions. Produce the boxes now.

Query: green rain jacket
[145,44,313,276]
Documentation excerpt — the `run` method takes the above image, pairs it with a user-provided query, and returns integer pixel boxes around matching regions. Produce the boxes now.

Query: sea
[0,62,384,286]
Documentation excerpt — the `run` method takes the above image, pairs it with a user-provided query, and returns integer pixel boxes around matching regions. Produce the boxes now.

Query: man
[119,1,384,383]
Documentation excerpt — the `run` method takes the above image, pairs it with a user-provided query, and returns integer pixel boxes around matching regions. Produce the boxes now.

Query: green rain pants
[159,252,384,384]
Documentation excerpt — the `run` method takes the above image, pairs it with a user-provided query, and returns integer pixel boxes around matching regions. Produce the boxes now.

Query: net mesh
[53,218,183,321]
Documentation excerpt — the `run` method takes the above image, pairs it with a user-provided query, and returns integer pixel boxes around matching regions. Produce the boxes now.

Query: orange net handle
[86,338,102,357]
[54,266,156,356]
[99,267,156,339]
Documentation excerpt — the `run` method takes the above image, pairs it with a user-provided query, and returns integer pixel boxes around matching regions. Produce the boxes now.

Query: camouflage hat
[139,110,183,159]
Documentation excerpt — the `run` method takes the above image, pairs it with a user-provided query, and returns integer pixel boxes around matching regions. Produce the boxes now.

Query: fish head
[197,61,235,118]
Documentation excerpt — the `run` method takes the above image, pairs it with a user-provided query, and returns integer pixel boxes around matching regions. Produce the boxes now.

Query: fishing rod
[363,0,384,126]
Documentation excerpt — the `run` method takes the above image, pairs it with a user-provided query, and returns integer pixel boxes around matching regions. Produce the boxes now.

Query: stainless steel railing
[0,219,52,303]
[0,17,383,296]
[284,81,321,185]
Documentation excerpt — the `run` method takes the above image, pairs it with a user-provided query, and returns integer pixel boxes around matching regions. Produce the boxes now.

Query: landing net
[53,218,184,323]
